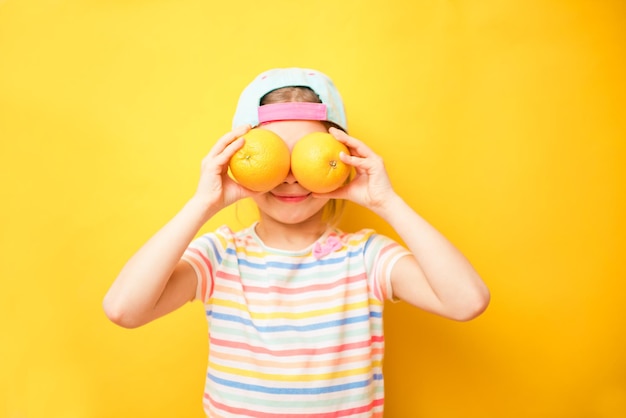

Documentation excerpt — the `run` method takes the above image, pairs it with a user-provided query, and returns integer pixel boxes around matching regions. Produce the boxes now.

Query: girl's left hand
[321,127,397,211]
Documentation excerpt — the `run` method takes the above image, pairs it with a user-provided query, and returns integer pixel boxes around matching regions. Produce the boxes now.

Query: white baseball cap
[232,68,348,131]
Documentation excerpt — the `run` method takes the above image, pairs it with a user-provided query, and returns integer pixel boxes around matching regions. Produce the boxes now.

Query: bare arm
[326,128,490,321]
[377,194,489,321]
[103,199,213,328]
[103,125,252,328]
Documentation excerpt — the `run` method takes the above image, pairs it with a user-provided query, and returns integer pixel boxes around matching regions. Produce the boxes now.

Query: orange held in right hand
[228,128,291,192]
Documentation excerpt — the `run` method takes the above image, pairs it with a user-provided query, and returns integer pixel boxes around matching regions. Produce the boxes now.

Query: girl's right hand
[192,125,256,213]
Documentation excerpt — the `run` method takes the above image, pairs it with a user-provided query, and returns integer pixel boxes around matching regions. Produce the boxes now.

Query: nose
[283,168,298,184]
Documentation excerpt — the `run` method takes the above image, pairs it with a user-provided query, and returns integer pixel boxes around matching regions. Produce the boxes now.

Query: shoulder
[186,225,257,261]
[196,224,255,245]
[328,229,406,265]
[335,228,376,247]
[339,228,409,268]
[336,228,400,252]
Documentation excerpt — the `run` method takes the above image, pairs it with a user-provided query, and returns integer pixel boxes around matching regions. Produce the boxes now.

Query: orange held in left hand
[291,132,352,193]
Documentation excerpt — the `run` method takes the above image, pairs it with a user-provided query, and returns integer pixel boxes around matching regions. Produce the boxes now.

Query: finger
[224,176,263,202]
[313,186,348,201]
[329,127,376,158]
[340,151,369,171]
[232,124,252,137]
[221,136,245,160]
[208,124,251,157]
[202,140,250,178]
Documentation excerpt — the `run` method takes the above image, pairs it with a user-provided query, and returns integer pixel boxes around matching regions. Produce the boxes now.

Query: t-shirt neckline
[248,221,336,256]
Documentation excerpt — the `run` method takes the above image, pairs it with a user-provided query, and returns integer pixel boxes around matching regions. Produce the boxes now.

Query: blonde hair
[260,86,347,226]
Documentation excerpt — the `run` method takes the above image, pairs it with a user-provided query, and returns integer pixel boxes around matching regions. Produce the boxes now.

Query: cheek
[307,198,331,214]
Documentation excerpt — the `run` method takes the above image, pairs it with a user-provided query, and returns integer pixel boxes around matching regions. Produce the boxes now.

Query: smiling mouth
[272,193,311,203]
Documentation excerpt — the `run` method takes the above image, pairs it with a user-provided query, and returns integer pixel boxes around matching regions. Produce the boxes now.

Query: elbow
[103,295,144,329]
[450,287,491,322]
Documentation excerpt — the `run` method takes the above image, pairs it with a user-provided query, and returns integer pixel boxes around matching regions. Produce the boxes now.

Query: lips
[271,192,311,203]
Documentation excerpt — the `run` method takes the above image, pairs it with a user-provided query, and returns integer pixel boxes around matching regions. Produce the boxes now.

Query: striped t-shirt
[182,223,410,417]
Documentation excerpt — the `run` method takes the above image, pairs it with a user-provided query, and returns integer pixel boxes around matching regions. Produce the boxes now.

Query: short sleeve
[181,230,228,303]
[363,233,411,302]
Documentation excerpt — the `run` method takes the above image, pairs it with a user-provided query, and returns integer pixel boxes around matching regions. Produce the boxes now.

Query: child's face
[260,120,329,152]
[251,120,331,225]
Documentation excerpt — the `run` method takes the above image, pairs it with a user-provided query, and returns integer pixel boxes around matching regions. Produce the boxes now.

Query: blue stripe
[196,235,223,264]
[208,373,381,395]
[206,310,381,322]
[363,234,377,254]
[369,311,382,319]
[208,237,222,264]
[208,311,372,333]
[225,247,363,270]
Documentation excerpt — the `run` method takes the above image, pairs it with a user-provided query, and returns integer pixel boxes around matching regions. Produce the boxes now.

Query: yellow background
[1,0,624,417]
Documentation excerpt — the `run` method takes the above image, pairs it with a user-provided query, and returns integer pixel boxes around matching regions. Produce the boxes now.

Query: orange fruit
[229,128,291,192]
[291,132,351,193]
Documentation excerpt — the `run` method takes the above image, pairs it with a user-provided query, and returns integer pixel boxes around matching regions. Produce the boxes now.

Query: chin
[255,197,328,225]
[273,213,317,225]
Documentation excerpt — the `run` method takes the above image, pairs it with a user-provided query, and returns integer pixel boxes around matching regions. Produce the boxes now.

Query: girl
[104,68,490,417]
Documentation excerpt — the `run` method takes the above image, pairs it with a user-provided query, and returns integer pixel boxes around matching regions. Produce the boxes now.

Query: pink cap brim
[258,102,328,124]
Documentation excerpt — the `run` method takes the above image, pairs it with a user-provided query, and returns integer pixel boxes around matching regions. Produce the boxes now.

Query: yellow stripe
[210,350,382,370]
[216,233,228,250]
[235,247,265,258]
[213,284,382,307]
[212,298,370,320]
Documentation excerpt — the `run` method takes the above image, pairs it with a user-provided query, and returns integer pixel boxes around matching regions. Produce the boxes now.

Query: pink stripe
[215,271,367,295]
[258,102,327,123]
[187,248,214,299]
[213,283,368,307]
[210,337,374,357]
[371,243,399,300]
